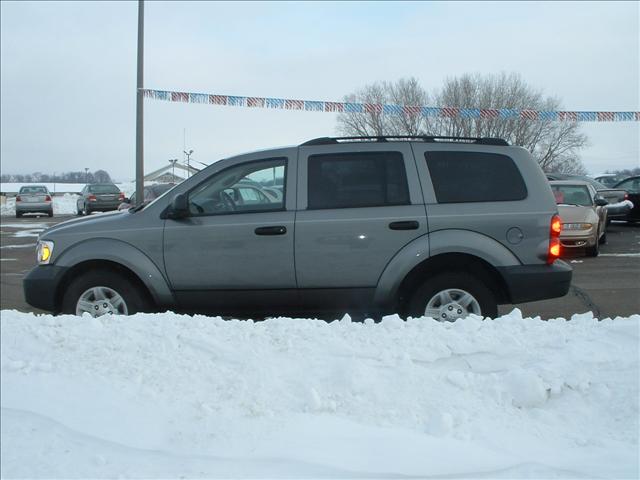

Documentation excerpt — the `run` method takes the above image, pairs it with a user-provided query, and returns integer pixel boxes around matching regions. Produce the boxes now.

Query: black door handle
[389,221,419,230]
[255,226,287,236]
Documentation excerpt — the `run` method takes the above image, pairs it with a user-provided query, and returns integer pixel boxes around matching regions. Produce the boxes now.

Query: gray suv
[24,136,572,320]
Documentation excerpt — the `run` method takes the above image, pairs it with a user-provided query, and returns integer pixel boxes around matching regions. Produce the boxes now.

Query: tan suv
[550,180,608,257]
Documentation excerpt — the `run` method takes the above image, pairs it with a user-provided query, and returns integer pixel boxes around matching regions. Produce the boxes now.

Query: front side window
[425,151,527,203]
[307,152,410,209]
[188,158,286,215]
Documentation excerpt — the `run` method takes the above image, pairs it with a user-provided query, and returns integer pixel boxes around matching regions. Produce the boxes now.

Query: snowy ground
[1,309,638,478]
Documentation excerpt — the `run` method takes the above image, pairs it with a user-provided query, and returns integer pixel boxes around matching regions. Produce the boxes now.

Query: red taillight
[88,195,97,201]
[45,195,52,202]
[15,195,21,202]
[624,193,629,200]
[548,214,562,264]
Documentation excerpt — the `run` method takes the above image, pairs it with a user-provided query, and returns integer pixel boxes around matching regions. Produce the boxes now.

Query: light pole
[168,158,178,182]
[184,149,193,178]
[84,168,89,184]
[135,0,144,206]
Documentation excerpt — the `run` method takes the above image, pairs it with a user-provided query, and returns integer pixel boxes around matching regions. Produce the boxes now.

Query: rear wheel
[48,209,54,218]
[407,272,498,321]
[61,270,149,317]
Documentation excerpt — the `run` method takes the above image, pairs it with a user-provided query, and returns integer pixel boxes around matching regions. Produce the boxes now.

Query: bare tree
[337,73,588,174]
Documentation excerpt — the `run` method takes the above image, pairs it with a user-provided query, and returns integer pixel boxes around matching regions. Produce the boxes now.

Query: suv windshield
[551,185,592,206]
[89,185,120,194]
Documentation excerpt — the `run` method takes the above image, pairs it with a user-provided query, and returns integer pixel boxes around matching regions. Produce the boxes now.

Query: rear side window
[425,151,527,203]
[307,152,410,209]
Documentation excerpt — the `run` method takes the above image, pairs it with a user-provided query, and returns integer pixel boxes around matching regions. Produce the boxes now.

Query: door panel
[163,211,296,290]
[295,144,427,289]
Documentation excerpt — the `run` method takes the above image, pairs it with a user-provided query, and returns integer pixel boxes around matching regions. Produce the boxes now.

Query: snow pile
[606,199,634,211]
[1,193,79,216]
[1,310,638,478]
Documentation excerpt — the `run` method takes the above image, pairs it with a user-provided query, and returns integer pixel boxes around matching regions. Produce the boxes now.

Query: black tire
[77,208,83,216]
[407,271,498,320]
[599,231,607,245]
[84,203,91,216]
[48,209,54,218]
[61,269,150,316]
[586,240,599,257]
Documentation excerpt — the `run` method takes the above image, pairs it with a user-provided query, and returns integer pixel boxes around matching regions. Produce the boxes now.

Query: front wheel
[407,272,498,321]
[61,270,149,317]
[586,239,599,257]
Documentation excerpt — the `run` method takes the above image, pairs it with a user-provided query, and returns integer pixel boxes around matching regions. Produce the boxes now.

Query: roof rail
[300,136,509,146]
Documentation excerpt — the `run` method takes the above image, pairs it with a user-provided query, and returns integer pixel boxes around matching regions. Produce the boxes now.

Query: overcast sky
[1,1,638,181]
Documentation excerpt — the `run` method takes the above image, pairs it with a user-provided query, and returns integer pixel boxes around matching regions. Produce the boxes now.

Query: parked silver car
[15,185,53,218]
[25,136,572,320]
[76,184,124,215]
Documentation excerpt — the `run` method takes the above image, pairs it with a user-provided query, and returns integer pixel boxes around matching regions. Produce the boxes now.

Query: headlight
[562,223,593,231]
[36,240,54,265]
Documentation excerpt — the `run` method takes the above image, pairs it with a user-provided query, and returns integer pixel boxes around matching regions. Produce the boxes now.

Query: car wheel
[407,272,498,321]
[84,203,91,215]
[48,209,54,218]
[61,269,149,317]
[586,239,599,257]
[599,231,607,245]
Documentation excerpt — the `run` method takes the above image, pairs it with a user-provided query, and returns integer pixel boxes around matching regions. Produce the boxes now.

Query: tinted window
[19,186,47,194]
[425,151,527,203]
[617,178,640,194]
[89,184,120,194]
[188,158,286,215]
[551,184,592,206]
[307,152,409,209]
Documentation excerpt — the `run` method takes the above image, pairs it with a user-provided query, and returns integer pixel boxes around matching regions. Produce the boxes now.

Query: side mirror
[595,197,608,207]
[168,193,189,219]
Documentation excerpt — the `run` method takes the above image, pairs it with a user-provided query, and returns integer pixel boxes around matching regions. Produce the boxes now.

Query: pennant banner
[142,89,640,122]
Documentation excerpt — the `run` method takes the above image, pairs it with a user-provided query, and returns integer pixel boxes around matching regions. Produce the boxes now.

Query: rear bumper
[16,202,52,212]
[87,202,120,211]
[498,260,572,304]
[23,265,69,313]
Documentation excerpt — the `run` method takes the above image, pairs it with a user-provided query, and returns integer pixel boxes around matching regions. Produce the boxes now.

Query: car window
[188,158,286,215]
[307,151,409,210]
[551,185,593,206]
[19,186,48,194]
[425,151,527,203]
[616,178,640,194]
[89,184,120,194]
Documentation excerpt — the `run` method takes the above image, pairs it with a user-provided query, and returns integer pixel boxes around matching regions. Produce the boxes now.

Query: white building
[144,162,200,183]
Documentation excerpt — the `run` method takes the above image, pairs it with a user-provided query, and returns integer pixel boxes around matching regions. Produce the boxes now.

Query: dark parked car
[118,183,175,210]
[614,176,640,223]
[77,184,124,215]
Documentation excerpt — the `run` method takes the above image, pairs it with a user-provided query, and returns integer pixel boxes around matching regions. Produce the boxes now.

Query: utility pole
[84,167,89,184]
[135,0,144,206]
[169,158,178,182]
[184,150,193,178]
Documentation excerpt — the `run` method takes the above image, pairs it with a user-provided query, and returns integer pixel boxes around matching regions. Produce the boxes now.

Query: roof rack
[300,136,509,146]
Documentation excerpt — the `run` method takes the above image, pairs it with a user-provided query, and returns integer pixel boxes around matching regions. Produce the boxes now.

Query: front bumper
[23,265,69,313]
[559,231,596,248]
[498,260,572,304]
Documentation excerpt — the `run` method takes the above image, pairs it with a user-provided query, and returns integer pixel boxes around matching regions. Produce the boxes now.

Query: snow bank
[1,310,638,478]
[1,193,79,216]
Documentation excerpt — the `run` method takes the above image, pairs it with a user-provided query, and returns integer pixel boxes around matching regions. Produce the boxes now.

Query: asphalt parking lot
[1,214,639,319]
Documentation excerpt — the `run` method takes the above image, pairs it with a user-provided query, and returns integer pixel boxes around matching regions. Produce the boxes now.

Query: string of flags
[141,89,640,122]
